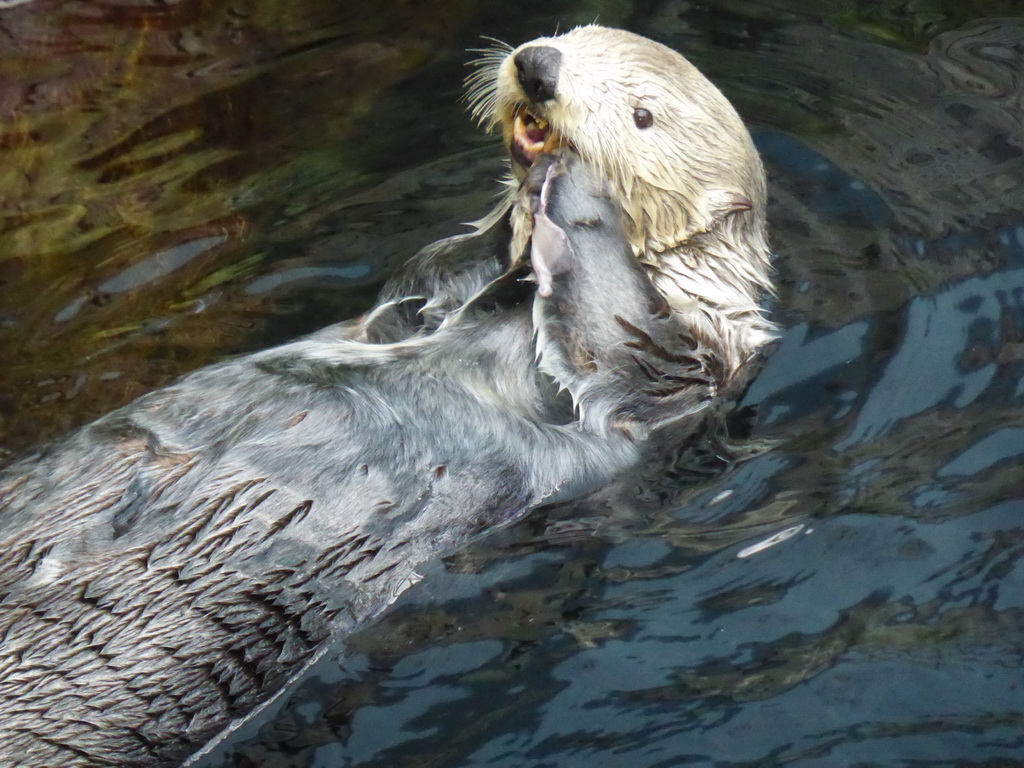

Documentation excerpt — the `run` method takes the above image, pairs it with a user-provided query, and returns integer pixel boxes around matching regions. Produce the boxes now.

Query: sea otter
[0,26,773,768]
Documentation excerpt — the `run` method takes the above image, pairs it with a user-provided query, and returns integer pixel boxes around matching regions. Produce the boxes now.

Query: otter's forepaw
[527,151,623,298]
[530,157,573,297]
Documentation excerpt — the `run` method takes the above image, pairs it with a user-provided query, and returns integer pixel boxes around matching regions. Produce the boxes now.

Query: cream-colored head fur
[466,25,776,374]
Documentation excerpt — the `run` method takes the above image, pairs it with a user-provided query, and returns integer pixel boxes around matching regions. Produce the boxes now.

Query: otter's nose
[514,46,561,103]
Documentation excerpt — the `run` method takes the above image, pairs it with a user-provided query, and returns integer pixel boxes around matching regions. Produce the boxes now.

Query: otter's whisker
[463,50,504,127]
[477,35,514,53]
[464,38,511,122]
[463,80,498,126]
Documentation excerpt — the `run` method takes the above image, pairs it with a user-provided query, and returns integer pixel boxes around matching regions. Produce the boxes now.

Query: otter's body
[0,155,723,766]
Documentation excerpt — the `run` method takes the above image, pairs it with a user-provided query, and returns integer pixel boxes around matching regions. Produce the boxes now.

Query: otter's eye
[633,107,654,129]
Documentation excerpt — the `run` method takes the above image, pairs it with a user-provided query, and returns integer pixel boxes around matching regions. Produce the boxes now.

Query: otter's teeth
[514,113,547,161]
[509,114,544,157]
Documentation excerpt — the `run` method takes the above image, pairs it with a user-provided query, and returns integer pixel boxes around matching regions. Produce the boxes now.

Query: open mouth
[510,107,565,167]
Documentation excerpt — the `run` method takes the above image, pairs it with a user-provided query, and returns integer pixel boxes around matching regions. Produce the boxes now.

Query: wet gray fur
[0,154,724,767]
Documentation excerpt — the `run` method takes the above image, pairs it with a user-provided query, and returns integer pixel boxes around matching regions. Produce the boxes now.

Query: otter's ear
[707,190,753,220]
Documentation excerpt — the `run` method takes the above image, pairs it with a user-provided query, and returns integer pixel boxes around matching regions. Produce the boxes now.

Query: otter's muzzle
[514,46,561,103]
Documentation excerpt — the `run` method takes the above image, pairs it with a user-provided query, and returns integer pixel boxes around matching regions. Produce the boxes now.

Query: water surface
[1,1,1023,766]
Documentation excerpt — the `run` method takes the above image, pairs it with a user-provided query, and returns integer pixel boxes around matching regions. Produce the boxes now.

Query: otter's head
[467,26,771,296]
[466,25,774,366]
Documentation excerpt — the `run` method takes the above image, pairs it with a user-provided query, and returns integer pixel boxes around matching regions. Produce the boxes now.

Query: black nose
[514,46,561,103]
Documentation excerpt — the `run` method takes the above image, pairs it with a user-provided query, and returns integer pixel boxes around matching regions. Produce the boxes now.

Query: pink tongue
[526,125,547,143]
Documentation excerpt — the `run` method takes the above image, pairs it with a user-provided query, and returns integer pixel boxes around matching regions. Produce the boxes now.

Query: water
[2,1,1023,766]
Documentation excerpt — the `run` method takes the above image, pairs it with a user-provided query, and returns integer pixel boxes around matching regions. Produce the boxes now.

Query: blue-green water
[1,1,1023,766]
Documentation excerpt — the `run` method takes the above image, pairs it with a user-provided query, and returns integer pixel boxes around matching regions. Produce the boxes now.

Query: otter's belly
[0,336,553,766]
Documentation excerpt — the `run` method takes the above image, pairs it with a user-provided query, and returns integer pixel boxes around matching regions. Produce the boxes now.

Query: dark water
[3,1,1024,766]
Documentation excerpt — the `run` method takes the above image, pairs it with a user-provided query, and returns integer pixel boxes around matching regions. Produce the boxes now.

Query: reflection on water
[2,0,1024,766]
